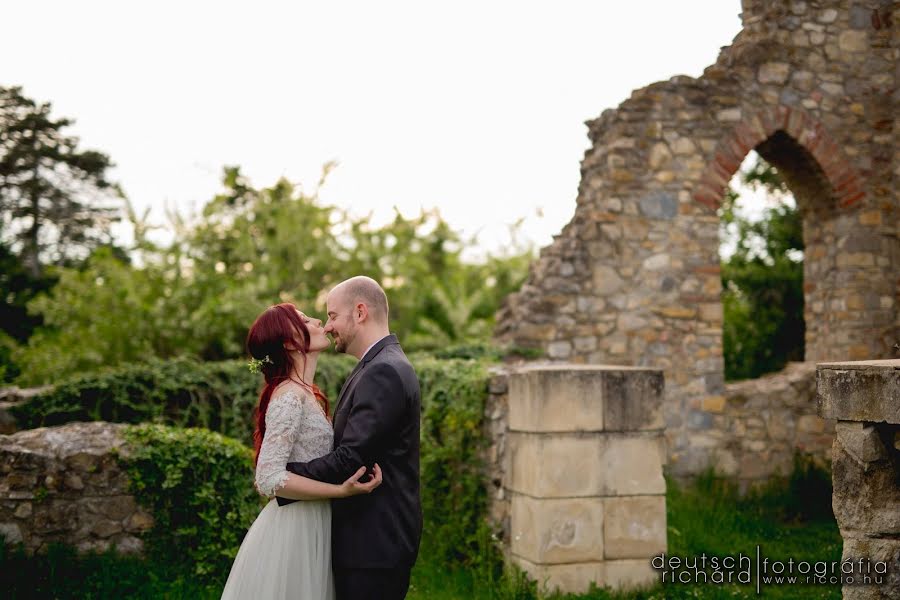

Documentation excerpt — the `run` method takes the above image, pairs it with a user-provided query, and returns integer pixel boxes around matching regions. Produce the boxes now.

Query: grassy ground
[2,465,843,599]
[406,465,842,600]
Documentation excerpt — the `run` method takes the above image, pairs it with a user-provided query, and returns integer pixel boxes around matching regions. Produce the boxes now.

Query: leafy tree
[16,167,534,384]
[14,247,162,381]
[0,86,120,277]
[720,158,804,381]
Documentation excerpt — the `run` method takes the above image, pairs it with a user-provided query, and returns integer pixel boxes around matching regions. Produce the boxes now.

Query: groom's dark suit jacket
[278,334,422,569]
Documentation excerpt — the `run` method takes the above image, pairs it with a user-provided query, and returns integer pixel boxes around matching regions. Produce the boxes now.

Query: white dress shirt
[361,334,390,361]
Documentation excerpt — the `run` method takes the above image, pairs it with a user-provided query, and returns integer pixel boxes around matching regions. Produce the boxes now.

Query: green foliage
[720,158,805,381]
[0,85,120,278]
[0,329,18,383]
[13,247,164,383]
[13,352,498,571]
[0,233,59,383]
[745,453,833,524]
[118,424,264,579]
[15,166,533,384]
[416,356,492,566]
[12,354,356,445]
[0,540,221,599]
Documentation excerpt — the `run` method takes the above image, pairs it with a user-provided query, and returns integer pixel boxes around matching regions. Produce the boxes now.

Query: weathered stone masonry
[496,0,899,480]
[817,359,900,599]
[0,422,153,556]
[487,365,667,594]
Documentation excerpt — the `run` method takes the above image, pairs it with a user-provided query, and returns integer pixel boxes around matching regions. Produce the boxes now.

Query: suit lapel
[334,361,365,416]
[331,334,399,416]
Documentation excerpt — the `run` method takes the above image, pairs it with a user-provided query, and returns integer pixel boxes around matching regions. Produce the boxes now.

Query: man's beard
[332,330,353,354]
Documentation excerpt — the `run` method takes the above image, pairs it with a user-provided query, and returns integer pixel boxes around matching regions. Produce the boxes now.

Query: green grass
[0,543,221,599]
[2,462,842,599]
[407,461,842,600]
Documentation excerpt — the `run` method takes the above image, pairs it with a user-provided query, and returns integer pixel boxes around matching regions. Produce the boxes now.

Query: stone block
[510,494,603,564]
[701,395,726,413]
[508,366,663,433]
[758,62,790,84]
[602,369,665,432]
[508,433,666,497]
[714,449,739,477]
[547,341,572,359]
[602,435,667,496]
[508,433,604,497]
[832,430,900,536]
[839,536,900,598]
[835,422,888,465]
[593,265,624,296]
[603,496,667,559]
[508,367,605,433]
[0,522,23,544]
[638,193,678,220]
[489,374,509,395]
[817,361,900,424]
[839,30,869,53]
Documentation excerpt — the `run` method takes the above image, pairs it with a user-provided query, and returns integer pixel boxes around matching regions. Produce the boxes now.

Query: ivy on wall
[118,424,263,578]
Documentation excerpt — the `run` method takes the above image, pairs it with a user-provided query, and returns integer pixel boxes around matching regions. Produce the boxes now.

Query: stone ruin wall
[496,0,899,482]
[0,422,153,555]
[716,361,835,483]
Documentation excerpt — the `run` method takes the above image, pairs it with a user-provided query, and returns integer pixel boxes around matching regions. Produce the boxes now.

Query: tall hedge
[118,424,263,579]
[11,355,357,446]
[12,353,494,572]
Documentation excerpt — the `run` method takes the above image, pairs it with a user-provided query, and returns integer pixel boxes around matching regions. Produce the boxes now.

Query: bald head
[330,276,389,324]
[324,276,390,358]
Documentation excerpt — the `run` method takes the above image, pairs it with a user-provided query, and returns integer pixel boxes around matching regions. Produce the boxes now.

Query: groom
[279,276,422,600]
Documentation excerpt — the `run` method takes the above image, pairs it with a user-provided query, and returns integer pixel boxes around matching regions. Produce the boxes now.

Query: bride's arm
[255,389,381,500]
[276,464,382,500]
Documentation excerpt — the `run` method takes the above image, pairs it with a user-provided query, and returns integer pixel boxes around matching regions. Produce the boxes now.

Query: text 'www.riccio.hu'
[651,546,890,593]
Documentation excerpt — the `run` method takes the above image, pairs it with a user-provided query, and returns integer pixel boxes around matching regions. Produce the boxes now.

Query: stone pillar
[817,359,900,599]
[506,365,666,593]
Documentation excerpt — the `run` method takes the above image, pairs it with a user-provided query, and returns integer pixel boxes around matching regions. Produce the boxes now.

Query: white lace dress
[221,386,335,600]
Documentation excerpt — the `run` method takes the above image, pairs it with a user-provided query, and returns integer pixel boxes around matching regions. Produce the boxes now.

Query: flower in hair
[247,355,273,373]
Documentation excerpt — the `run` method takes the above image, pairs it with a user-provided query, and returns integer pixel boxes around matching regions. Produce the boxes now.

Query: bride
[221,302,382,600]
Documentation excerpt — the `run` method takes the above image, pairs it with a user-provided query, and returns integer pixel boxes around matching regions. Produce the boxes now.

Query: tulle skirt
[221,498,334,600]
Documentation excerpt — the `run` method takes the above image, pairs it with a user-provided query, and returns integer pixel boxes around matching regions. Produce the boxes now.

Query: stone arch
[693,106,865,212]
[495,0,899,483]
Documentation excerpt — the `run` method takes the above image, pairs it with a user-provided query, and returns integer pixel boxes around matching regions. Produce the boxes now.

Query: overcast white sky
[3,1,745,257]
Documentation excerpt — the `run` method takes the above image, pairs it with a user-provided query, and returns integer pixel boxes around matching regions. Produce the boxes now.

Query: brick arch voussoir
[693,106,865,212]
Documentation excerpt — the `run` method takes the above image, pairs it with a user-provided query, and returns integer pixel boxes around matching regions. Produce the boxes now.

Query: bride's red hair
[246,303,330,465]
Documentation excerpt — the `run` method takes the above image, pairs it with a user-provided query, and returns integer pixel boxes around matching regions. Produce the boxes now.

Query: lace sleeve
[254,388,307,497]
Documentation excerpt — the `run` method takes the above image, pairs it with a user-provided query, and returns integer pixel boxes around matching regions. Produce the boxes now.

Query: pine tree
[0,86,120,277]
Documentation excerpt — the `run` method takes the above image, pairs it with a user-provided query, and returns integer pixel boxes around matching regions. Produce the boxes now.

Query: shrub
[12,354,356,445]
[415,356,493,567]
[118,424,263,580]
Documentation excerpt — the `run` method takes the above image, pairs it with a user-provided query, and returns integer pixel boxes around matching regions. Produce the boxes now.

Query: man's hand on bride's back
[340,463,382,497]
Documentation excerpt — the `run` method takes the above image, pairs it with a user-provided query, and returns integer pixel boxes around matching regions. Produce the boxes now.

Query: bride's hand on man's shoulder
[340,463,382,497]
